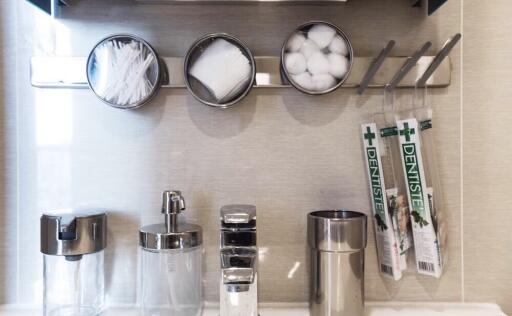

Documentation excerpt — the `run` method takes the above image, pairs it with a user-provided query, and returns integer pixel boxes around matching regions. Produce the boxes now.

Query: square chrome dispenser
[40,210,107,316]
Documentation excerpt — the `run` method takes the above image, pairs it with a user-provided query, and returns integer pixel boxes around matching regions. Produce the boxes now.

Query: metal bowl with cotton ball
[86,34,163,109]
[184,33,256,108]
[281,21,354,95]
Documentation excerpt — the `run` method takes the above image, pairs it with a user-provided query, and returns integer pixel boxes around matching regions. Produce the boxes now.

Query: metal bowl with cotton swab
[86,34,163,109]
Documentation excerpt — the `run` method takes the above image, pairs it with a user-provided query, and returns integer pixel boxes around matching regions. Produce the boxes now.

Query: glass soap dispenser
[139,190,203,316]
[40,210,107,316]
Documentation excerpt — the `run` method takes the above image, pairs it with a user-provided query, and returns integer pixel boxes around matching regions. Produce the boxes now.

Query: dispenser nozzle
[162,190,186,233]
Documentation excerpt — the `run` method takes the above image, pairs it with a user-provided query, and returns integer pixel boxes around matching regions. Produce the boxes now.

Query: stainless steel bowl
[86,34,163,109]
[184,33,256,109]
[281,21,354,95]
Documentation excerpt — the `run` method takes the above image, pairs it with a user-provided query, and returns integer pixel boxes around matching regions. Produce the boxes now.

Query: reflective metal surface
[31,55,452,89]
[220,204,258,316]
[416,33,462,87]
[385,41,432,92]
[86,34,162,109]
[184,33,256,108]
[308,210,367,316]
[139,191,202,250]
[357,40,395,95]
[40,210,107,257]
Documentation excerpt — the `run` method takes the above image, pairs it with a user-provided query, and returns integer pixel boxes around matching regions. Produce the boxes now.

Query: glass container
[139,191,203,316]
[41,211,107,316]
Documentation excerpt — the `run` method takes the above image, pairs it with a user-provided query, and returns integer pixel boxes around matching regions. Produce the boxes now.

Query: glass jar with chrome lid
[139,190,203,316]
[41,210,107,316]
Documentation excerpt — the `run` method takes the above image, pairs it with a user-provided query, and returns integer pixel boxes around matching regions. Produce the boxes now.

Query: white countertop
[0,302,505,316]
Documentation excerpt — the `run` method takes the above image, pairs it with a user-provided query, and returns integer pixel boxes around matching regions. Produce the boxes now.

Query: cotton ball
[308,24,337,49]
[284,53,307,75]
[307,52,330,75]
[312,74,337,92]
[300,39,320,59]
[328,35,349,56]
[291,72,314,91]
[286,33,306,52]
[327,53,350,79]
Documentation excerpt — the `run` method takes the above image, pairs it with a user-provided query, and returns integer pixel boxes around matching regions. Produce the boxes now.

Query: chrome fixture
[139,190,202,251]
[308,210,367,316]
[357,40,395,95]
[385,41,432,92]
[219,205,258,316]
[41,210,107,259]
[416,33,462,88]
[31,55,452,90]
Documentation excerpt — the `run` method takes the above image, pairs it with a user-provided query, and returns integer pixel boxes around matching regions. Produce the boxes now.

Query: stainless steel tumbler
[308,210,368,316]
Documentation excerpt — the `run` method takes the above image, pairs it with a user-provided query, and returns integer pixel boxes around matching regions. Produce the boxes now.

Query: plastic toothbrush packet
[394,88,447,278]
[360,91,413,281]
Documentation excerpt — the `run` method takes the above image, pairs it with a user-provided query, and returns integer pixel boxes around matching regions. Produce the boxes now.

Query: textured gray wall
[463,0,512,314]
[6,0,463,306]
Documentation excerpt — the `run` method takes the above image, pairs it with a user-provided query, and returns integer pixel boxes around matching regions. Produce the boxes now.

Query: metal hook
[416,33,461,88]
[385,41,432,92]
[357,40,396,95]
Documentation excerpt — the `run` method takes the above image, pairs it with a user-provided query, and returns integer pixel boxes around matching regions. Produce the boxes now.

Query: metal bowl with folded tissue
[184,33,256,108]
[281,21,354,95]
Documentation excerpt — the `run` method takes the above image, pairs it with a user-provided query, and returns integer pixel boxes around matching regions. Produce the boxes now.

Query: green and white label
[362,123,402,280]
[397,118,442,278]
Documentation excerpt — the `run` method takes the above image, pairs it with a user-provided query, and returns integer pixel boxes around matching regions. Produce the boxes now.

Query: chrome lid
[139,190,202,250]
[41,210,107,256]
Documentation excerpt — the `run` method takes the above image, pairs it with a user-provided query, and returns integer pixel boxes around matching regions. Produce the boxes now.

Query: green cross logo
[364,126,376,146]
[400,122,415,142]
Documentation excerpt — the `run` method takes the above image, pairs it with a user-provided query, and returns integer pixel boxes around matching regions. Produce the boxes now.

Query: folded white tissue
[189,38,252,103]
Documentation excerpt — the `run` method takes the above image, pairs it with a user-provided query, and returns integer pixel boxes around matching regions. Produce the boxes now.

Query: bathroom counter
[0,302,506,316]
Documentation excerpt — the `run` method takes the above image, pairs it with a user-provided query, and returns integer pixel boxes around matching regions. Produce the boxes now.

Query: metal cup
[308,210,368,316]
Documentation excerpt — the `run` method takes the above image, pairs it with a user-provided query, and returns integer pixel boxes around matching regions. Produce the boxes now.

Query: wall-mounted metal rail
[30,55,451,90]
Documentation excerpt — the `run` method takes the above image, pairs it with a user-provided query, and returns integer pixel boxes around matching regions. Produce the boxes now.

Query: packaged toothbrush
[361,91,413,280]
[395,88,446,278]
[386,188,413,270]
